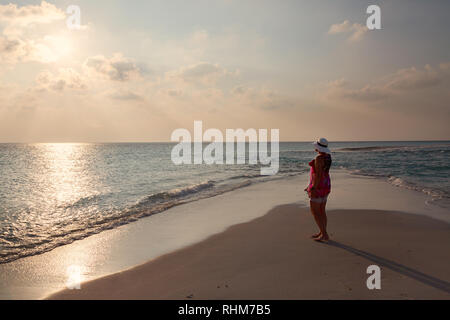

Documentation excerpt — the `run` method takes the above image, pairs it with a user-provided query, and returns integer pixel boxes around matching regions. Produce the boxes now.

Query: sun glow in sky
[0,0,449,142]
[43,34,73,61]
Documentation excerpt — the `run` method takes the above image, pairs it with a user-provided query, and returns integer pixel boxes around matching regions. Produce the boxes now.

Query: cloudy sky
[0,0,449,142]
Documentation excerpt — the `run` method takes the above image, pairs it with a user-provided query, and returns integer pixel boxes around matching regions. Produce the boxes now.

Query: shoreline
[48,205,450,299]
[0,170,448,299]
[0,174,306,300]
[1,168,448,266]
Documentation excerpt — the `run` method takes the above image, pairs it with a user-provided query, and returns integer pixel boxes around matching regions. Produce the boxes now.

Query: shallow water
[0,141,448,263]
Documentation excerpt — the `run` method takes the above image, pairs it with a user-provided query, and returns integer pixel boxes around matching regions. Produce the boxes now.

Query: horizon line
[0,139,449,144]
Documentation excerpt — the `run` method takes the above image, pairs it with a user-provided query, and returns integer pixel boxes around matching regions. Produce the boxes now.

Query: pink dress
[307,154,332,198]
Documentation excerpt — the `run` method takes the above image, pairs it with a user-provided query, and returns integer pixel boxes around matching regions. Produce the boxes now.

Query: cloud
[0,1,65,27]
[325,78,388,102]
[0,36,29,63]
[180,62,223,78]
[158,88,183,98]
[328,20,368,42]
[231,85,294,110]
[231,85,247,95]
[0,2,72,65]
[35,68,87,91]
[324,62,450,102]
[383,65,444,91]
[167,62,237,85]
[109,90,144,101]
[0,34,75,64]
[339,85,389,102]
[85,53,142,81]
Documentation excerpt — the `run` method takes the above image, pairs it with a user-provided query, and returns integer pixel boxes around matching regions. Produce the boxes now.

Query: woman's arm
[313,156,323,189]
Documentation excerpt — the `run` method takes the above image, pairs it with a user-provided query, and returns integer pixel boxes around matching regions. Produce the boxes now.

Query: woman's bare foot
[311,232,321,239]
[314,234,329,242]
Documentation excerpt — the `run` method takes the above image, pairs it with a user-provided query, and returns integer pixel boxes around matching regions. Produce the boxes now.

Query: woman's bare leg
[317,201,329,241]
[310,201,326,238]
[320,201,327,229]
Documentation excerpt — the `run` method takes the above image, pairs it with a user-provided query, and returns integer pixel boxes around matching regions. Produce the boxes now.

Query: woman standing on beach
[305,138,332,242]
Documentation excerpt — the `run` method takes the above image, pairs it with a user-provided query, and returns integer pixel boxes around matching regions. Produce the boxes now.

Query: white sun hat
[313,137,331,154]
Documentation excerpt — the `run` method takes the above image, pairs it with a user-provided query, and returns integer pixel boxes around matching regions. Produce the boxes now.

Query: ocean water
[0,141,449,263]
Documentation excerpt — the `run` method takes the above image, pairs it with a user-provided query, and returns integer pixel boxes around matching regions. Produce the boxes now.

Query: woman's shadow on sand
[325,240,450,294]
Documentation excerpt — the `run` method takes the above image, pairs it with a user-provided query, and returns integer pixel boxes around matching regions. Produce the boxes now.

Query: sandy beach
[1,171,448,300]
[48,204,450,300]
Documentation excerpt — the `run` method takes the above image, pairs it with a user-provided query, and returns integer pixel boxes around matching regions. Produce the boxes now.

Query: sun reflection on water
[36,143,98,208]
[0,142,113,264]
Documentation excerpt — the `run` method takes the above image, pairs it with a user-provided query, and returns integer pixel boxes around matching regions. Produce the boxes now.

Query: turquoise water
[0,141,449,263]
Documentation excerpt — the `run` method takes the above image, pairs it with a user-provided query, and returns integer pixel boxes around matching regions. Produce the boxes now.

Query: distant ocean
[0,141,449,263]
